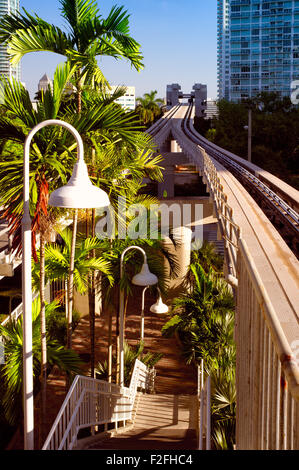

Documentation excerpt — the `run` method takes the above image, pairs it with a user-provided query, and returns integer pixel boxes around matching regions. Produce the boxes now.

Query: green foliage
[98,237,179,311]
[210,365,236,450]
[32,228,113,294]
[0,1,144,89]
[163,263,234,366]
[46,308,80,345]
[162,242,236,449]
[95,341,163,387]
[208,93,299,189]
[135,90,164,127]
[0,297,82,426]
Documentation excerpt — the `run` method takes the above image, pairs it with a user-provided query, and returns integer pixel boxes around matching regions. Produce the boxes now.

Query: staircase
[80,393,198,450]
[203,222,224,256]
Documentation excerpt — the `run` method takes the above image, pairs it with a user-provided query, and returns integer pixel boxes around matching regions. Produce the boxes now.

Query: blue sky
[21,0,218,100]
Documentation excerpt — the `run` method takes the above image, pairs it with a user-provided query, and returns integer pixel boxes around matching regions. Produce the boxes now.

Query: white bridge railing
[187,138,299,449]
[42,359,154,450]
[236,239,299,450]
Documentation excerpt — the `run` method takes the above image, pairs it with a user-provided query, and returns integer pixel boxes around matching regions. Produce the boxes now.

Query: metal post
[206,376,211,450]
[119,246,147,387]
[22,120,85,450]
[22,135,34,450]
[141,286,149,342]
[248,108,252,163]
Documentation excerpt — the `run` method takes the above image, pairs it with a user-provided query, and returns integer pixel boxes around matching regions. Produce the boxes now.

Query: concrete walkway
[82,394,198,450]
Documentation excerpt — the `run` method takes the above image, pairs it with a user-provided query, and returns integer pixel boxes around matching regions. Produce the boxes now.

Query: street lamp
[22,119,110,450]
[119,246,158,387]
[140,285,168,341]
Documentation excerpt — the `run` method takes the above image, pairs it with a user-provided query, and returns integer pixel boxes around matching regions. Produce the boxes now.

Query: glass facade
[217,0,299,101]
[0,0,21,81]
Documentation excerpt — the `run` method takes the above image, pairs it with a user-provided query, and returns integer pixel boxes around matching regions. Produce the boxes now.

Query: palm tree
[32,228,113,350]
[0,0,144,112]
[162,252,236,449]
[0,0,144,384]
[0,62,148,429]
[136,90,164,126]
[98,232,178,383]
[95,341,163,387]
[162,263,234,364]
[0,63,79,436]
[0,297,82,430]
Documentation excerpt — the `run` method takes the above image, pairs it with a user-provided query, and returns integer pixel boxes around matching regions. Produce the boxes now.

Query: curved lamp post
[119,246,158,387]
[140,286,168,341]
[22,119,109,450]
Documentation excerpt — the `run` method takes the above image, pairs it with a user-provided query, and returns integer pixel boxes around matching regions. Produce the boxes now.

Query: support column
[171,140,178,153]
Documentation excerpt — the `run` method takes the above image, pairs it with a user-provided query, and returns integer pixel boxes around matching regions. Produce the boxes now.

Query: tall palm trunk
[39,233,47,447]
[107,238,113,383]
[67,209,78,350]
[66,77,81,352]
[107,307,113,383]
[88,208,96,377]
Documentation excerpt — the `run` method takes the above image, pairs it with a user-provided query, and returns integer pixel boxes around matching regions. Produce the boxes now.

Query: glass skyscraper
[217,0,299,102]
[0,0,20,81]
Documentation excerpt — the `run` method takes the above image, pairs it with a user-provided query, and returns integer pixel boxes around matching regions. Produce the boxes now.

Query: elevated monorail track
[181,103,299,257]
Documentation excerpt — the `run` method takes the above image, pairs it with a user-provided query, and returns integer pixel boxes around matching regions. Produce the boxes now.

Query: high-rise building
[0,0,21,81]
[205,99,219,120]
[217,0,299,102]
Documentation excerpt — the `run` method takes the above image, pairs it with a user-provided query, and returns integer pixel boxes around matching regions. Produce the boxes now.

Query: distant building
[38,73,53,93]
[217,0,299,102]
[166,83,181,106]
[0,0,21,81]
[205,99,219,120]
[110,85,136,111]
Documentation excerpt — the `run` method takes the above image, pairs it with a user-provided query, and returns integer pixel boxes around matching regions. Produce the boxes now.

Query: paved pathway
[82,394,198,450]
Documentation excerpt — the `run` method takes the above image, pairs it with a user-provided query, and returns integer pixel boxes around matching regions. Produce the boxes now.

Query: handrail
[238,238,299,401]
[42,359,153,450]
[197,360,211,450]
[1,291,39,328]
[150,103,299,449]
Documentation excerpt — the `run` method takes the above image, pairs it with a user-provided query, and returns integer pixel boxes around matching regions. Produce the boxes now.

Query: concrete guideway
[147,105,299,449]
[149,105,299,345]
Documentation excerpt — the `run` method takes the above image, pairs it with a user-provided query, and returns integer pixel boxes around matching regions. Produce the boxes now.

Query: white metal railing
[201,149,240,286]
[147,105,299,449]
[42,359,154,450]
[171,108,240,287]
[1,291,39,328]
[236,238,299,450]
[198,359,211,450]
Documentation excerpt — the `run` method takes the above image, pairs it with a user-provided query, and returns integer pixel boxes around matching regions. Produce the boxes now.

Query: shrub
[46,308,80,345]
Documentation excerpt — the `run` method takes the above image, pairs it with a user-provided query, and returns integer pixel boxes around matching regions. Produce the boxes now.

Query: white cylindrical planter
[163,226,192,292]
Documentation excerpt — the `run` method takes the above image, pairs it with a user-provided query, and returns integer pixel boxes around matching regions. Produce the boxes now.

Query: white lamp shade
[150,296,169,314]
[48,159,110,209]
[132,262,158,286]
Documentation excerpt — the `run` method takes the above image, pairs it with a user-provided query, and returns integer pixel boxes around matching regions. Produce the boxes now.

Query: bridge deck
[150,104,299,351]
